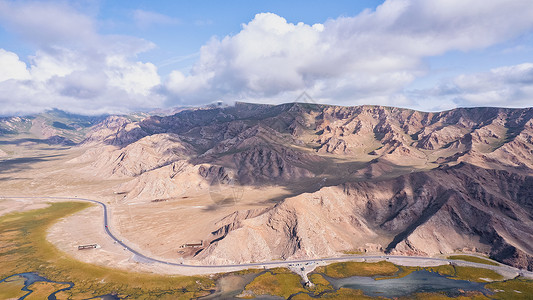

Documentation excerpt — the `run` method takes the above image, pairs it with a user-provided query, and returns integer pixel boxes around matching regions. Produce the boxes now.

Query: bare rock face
[115,160,208,201]
[76,133,194,178]
[198,163,533,270]
[232,146,318,184]
[82,116,134,146]
[68,103,532,270]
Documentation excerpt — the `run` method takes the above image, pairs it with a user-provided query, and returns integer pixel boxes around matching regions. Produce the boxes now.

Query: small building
[78,244,98,250]
[179,240,204,248]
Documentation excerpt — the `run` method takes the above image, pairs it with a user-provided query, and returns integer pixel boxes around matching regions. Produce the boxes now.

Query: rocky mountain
[198,163,533,271]
[33,103,533,270]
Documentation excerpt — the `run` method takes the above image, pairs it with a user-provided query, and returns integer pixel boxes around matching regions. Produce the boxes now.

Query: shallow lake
[325,269,491,298]
[200,272,284,300]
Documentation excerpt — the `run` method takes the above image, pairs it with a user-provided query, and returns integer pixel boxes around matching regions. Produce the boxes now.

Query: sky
[0,0,533,116]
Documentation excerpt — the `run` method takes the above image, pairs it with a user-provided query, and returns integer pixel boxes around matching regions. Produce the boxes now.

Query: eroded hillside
[1,103,531,271]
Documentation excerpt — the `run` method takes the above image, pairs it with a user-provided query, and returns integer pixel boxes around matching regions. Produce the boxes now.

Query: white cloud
[410,63,533,109]
[0,49,30,81]
[163,0,533,107]
[29,48,85,82]
[0,1,162,115]
[0,48,164,116]
[105,55,161,96]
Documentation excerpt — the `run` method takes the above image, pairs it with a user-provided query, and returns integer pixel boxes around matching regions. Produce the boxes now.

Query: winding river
[0,273,119,300]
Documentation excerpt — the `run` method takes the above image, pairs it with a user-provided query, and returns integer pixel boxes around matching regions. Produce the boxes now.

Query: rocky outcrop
[198,163,533,270]
[115,160,208,201]
[74,133,195,178]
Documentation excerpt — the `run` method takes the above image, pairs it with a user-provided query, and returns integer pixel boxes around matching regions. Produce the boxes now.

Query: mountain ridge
[1,102,531,271]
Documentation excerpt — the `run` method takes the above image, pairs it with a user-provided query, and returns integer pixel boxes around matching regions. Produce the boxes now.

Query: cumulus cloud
[0,1,162,115]
[0,49,30,81]
[0,48,162,116]
[409,63,533,110]
[163,0,533,107]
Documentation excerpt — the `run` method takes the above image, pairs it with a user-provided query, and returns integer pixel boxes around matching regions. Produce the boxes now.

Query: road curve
[5,195,533,277]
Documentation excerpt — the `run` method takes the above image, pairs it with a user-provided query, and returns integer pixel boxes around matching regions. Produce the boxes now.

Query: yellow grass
[453,266,503,282]
[307,273,333,295]
[291,288,375,299]
[0,202,215,299]
[25,282,71,300]
[448,255,499,266]
[315,261,399,278]
[487,277,533,300]
[0,275,26,299]
[244,268,306,299]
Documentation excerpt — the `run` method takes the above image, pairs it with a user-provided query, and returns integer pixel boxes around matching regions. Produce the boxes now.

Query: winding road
[5,195,533,278]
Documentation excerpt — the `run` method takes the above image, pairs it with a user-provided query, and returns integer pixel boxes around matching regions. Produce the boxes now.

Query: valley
[2,1,533,298]
[1,102,533,298]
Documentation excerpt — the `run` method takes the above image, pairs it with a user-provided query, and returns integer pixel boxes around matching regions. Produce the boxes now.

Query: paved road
[5,196,533,278]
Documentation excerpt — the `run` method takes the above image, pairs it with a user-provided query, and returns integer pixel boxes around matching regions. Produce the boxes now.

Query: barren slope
[4,103,531,271]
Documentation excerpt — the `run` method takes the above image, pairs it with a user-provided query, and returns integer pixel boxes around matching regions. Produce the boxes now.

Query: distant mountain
[0,109,155,145]
[66,102,533,270]
[0,109,108,145]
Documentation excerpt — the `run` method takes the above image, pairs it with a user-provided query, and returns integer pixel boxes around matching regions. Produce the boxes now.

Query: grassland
[243,268,306,298]
[487,277,533,300]
[315,261,399,278]
[25,281,71,300]
[308,273,332,294]
[0,201,215,299]
[448,255,500,266]
[0,275,26,299]
[385,264,456,280]
[224,267,264,276]
[452,265,503,282]
[291,288,376,299]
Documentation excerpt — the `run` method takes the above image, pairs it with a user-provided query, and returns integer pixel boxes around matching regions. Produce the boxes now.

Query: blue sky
[0,0,532,115]
[121,0,380,75]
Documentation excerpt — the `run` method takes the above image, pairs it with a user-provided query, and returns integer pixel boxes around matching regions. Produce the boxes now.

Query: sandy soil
[107,186,283,261]
[0,198,49,217]
[46,202,266,276]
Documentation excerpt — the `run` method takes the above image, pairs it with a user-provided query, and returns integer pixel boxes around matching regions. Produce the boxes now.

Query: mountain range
[1,102,532,271]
